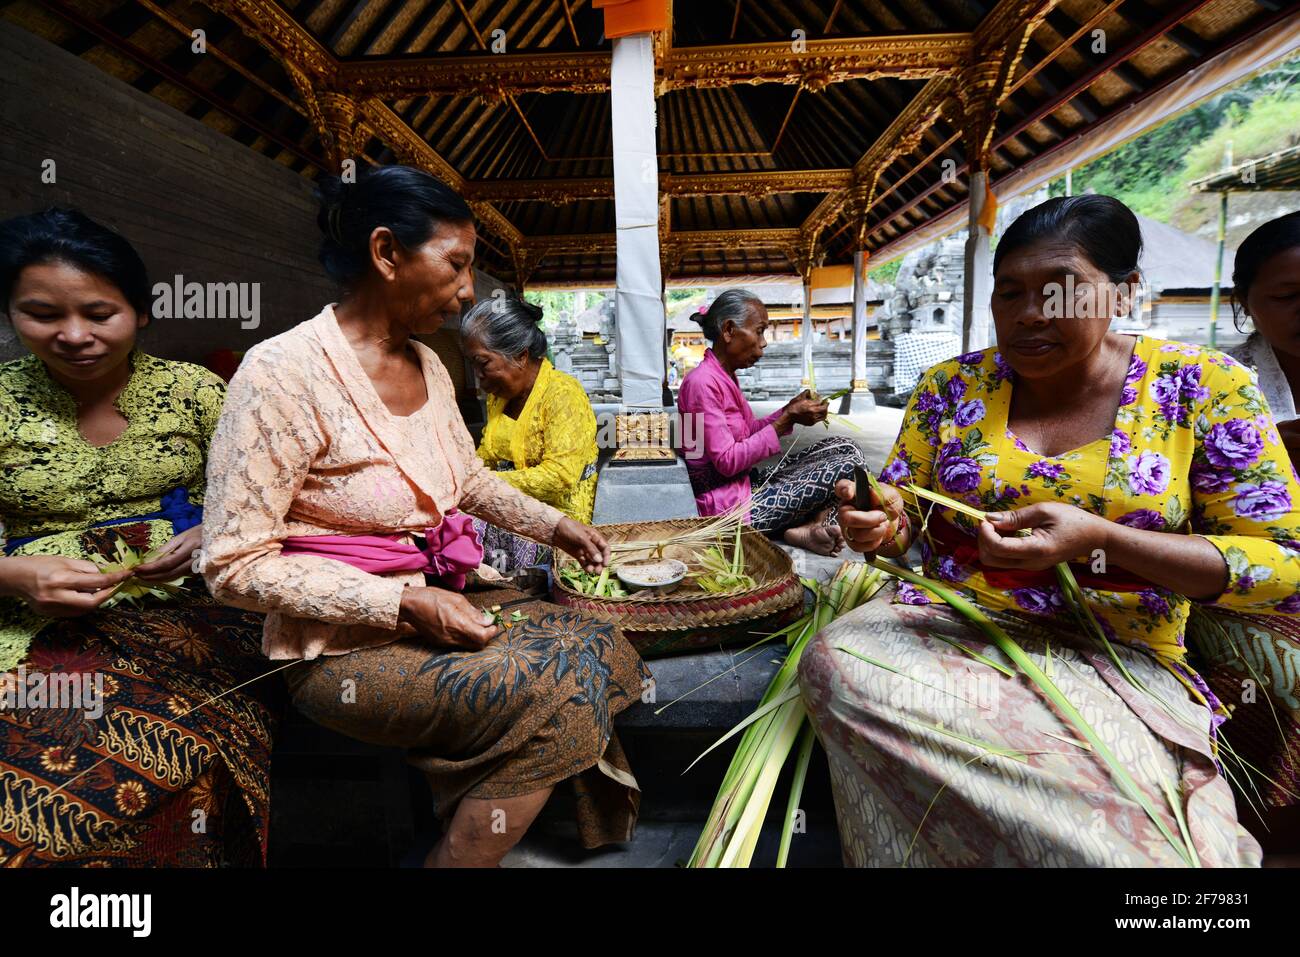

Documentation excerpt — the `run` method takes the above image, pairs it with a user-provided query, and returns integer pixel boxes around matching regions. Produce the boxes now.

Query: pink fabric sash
[280,509,484,591]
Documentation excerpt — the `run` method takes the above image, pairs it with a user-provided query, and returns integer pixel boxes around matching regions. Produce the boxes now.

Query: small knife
[853,464,873,511]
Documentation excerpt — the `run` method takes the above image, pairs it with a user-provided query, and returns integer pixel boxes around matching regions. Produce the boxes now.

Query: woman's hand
[778,390,830,431]
[0,555,132,618]
[552,517,611,573]
[976,502,1109,570]
[134,525,203,582]
[398,586,501,651]
[834,478,906,556]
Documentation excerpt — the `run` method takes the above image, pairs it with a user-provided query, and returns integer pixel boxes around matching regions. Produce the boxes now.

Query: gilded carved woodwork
[843,183,872,251]
[783,232,823,284]
[325,34,974,98]
[465,169,854,204]
[798,77,953,243]
[956,59,1003,172]
[520,229,804,261]
[512,246,541,288]
[357,101,465,189]
[660,244,685,281]
[192,0,1062,273]
[663,169,852,199]
[655,35,970,90]
[960,0,1060,169]
[469,178,613,204]
[972,0,1061,55]
[200,0,334,81]
[316,91,363,168]
[336,51,613,98]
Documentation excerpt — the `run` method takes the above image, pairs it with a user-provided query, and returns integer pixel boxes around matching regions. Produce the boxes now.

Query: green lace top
[0,351,226,670]
[0,350,225,543]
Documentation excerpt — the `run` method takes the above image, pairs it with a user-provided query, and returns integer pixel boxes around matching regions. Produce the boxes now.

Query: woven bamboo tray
[551,518,804,658]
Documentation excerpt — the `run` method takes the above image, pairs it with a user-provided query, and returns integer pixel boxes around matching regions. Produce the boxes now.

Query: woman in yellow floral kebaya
[799,196,1300,867]
[462,295,599,572]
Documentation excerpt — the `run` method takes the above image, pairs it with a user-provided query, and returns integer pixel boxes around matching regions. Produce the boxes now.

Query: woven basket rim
[552,518,803,629]
[553,518,794,605]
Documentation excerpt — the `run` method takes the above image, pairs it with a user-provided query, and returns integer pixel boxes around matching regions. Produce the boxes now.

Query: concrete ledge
[592,456,699,524]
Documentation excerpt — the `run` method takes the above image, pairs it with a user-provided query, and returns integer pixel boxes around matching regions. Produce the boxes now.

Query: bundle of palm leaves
[688,480,1223,867]
[690,522,756,594]
[687,560,884,867]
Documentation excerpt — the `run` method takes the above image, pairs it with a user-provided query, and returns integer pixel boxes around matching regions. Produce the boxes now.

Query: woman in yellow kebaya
[462,295,599,573]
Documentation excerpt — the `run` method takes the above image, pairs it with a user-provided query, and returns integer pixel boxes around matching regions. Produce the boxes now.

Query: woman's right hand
[397,586,501,651]
[0,555,132,618]
[778,390,830,431]
[834,478,906,555]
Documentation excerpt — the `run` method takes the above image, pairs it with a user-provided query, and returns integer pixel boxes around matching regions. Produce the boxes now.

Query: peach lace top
[200,304,563,660]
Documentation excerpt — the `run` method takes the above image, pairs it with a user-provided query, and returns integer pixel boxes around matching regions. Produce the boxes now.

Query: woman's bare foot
[784,509,843,556]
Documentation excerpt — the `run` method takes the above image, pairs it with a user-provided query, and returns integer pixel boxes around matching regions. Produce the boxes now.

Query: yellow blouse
[882,336,1300,687]
[477,358,598,524]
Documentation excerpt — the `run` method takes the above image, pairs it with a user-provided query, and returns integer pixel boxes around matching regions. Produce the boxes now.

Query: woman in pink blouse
[200,166,648,866]
[677,289,869,555]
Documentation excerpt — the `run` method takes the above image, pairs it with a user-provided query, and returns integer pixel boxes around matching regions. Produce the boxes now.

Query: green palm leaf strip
[866,556,1197,867]
[687,562,884,867]
[776,723,817,868]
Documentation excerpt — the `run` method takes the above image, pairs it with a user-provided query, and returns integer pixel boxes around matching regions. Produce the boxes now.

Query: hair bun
[519,298,544,324]
[314,175,352,244]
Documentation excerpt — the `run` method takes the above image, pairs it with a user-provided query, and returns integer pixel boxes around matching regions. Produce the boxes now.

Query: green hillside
[1046,54,1300,237]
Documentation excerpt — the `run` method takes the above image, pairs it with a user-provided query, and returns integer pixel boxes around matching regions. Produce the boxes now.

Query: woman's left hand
[134,525,204,582]
[552,517,611,573]
[976,502,1108,571]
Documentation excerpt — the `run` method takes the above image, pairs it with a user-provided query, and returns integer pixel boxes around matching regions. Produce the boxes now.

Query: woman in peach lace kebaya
[200,166,648,867]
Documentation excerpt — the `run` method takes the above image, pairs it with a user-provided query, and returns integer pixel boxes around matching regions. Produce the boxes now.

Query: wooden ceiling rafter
[330,31,973,99]
[37,0,325,168]
[854,0,1259,254]
[21,0,1289,283]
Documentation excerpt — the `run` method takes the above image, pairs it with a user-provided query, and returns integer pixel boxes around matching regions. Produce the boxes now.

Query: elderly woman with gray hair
[677,288,869,555]
[462,295,599,573]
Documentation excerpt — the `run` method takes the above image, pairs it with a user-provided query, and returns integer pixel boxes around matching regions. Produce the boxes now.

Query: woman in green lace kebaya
[0,208,276,867]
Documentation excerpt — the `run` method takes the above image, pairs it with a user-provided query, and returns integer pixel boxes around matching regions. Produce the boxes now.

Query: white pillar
[847,249,875,411]
[610,34,664,409]
[801,280,814,388]
[962,170,993,353]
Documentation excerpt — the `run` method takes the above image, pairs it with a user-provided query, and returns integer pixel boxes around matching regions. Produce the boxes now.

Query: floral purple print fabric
[1203,420,1264,470]
[1126,451,1170,496]
[875,334,1300,681]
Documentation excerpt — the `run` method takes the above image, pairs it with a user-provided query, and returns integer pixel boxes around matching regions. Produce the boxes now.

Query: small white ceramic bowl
[615,558,688,594]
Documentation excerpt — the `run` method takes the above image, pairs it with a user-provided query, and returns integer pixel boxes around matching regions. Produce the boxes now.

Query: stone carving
[552,310,578,374]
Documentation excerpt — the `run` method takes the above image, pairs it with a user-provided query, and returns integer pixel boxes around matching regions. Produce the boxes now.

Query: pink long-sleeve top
[200,305,564,660]
[677,348,786,517]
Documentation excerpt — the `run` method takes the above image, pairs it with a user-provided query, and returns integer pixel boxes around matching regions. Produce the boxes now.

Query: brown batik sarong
[286,586,650,848]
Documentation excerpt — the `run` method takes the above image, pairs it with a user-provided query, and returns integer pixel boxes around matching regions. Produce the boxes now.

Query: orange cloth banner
[811,264,854,291]
[978,178,999,234]
[597,0,669,38]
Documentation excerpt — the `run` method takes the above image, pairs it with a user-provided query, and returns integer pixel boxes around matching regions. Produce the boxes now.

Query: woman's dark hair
[1231,210,1300,332]
[993,194,1143,285]
[0,207,151,315]
[461,294,548,361]
[696,288,763,342]
[315,164,474,287]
